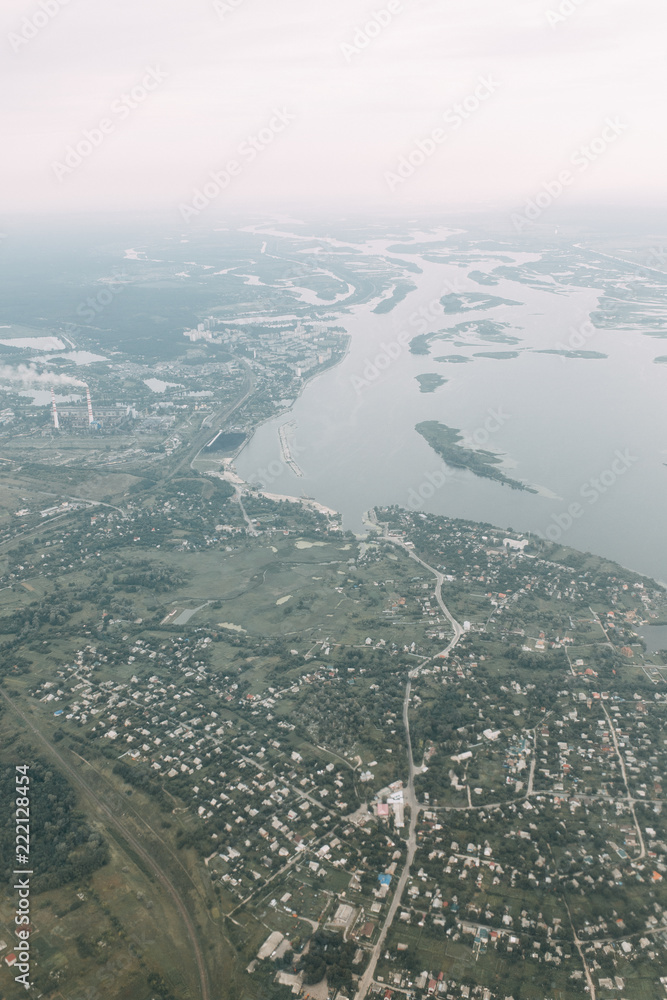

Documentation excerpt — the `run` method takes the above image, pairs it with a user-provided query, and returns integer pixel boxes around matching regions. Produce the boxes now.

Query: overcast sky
[2,0,665,217]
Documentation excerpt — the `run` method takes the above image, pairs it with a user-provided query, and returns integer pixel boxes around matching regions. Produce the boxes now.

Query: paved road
[602,703,646,860]
[369,512,465,669]
[235,489,259,535]
[563,897,597,1000]
[354,528,464,1000]
[354,515,621,998]
[353,682,419,1000]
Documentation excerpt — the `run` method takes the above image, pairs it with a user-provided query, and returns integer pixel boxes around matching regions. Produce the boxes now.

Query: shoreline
[217,243,667,586]
[230,330,353,472]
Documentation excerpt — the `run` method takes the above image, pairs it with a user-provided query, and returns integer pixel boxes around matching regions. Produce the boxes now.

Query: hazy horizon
[2,0,666,219]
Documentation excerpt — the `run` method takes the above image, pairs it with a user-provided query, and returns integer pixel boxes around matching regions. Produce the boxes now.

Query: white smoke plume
[0,364,87,388]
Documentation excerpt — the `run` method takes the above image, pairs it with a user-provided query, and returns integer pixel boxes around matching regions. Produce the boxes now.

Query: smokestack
[51,388,60,430]
[86,385,94,426]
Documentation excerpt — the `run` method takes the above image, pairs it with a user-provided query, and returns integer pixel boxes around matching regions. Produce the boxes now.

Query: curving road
[354,525,464,999]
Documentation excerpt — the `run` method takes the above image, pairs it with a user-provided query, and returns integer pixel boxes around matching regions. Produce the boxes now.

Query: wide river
[236,237,667,585]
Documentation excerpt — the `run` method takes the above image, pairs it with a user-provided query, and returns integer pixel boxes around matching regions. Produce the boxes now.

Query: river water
[236,237,667,585]
[638,625,667,653]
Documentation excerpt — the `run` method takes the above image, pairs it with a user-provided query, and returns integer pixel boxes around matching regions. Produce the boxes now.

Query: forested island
[415,419,536,492]
[415,373,448,392]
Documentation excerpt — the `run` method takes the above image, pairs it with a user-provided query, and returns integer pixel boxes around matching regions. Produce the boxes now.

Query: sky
[2,0,665,217]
